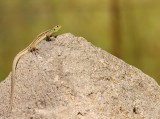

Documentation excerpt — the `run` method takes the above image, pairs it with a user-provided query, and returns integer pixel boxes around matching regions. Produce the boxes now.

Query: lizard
[9,25,61,114]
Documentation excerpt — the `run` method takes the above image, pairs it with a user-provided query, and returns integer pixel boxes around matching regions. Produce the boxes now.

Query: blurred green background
[0,0,159,84]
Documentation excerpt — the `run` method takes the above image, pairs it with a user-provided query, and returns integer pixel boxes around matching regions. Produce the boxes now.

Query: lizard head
[52,25,62,32]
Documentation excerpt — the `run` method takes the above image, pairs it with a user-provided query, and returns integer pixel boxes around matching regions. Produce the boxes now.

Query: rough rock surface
[0,33,160,119]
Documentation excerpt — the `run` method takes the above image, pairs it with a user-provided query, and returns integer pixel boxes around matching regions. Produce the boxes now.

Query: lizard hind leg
[29,46,39,55]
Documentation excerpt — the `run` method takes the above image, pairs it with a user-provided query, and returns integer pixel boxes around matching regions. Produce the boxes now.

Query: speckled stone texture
[0,33,160,119]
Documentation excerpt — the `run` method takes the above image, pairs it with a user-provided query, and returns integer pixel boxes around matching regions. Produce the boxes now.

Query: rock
[0,33,159,119]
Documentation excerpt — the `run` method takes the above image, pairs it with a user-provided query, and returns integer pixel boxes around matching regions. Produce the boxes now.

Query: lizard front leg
[45,34,57,41]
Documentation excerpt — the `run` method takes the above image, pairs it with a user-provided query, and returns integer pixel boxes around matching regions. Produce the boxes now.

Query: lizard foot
[46,35,57,42]
[45,35,52,41]
[30,47,39,55]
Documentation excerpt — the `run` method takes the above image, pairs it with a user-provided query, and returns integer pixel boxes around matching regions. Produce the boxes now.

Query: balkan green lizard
[10,25,61,114]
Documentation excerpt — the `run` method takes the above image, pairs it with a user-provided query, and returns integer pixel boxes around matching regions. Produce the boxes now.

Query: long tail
[9,49,28,115]
[9,54,18,115]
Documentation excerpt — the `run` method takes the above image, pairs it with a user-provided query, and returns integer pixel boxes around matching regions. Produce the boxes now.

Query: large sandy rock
[0,33,160,119]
